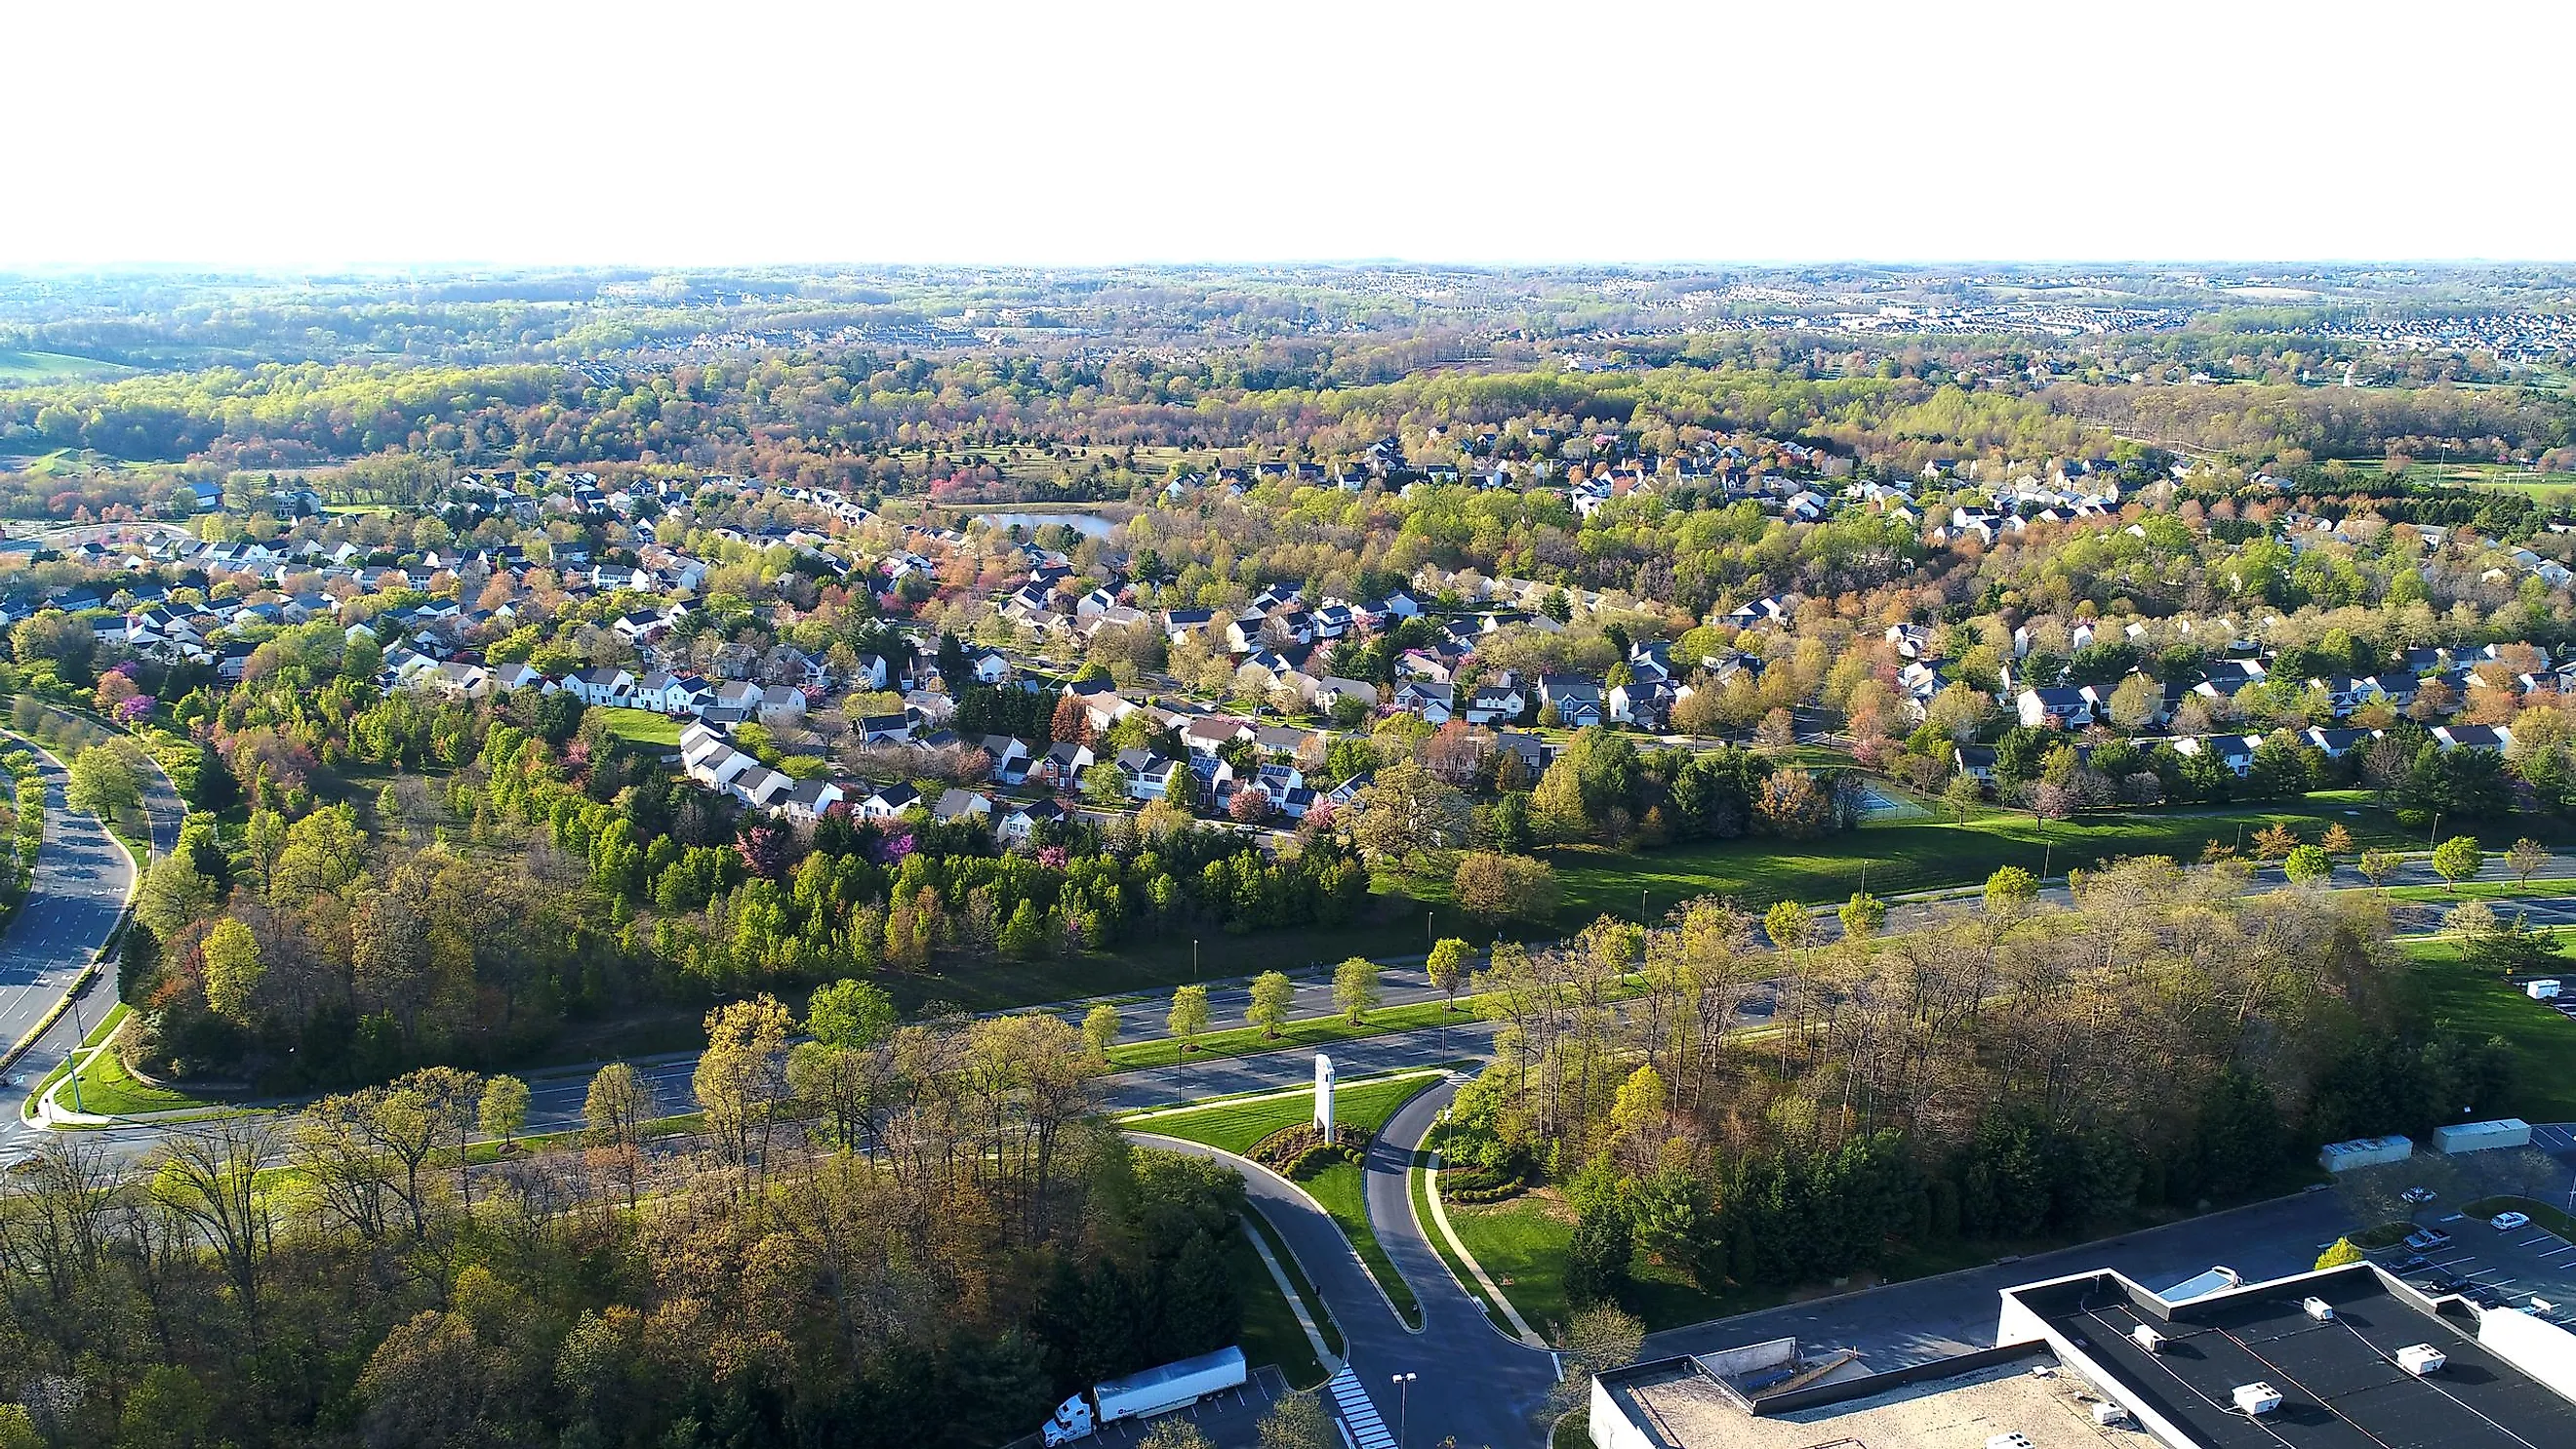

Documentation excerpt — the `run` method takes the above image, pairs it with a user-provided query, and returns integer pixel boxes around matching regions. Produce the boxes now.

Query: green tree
[1256,1391,1336,1449]
[1247,970,1297,1039]
[201,916,263,1024]
[2432,835,2484,894]
[1168,985,1211,1054]
[1941,770,1986,822]
[67,745,141,826]
[2357,849,2403,891]
[999,898,1050,956]
[2315,1237,2366,1270]
[1762,899,1813,952]
[2281,844,2333,886]
[1426,937,1471,1009]
[805,978,898,1049]
[1082,1002,1121,1062]
[1984,865,2039,919]
[1333,956,1382,1025]
[1838,890,1887,940]
[477,1075,529,1152]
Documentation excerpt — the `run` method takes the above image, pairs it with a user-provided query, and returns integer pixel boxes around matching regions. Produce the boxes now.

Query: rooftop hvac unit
[1986,1434,2036,1449]
[2397,1344,2447,1377]
[2304,1297,2337,1321]
[2233,1382,2283,1416]
[2132,1325,2168,1352]
[2091,1402,2133,1428]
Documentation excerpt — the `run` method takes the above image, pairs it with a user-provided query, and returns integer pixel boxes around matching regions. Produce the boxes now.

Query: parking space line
[2517,1234,2562,1249]
[2538,1244,2576,1259]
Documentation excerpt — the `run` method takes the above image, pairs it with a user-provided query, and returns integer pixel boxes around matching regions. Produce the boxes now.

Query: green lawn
[593,706,682,747]
[1457,796,2428,931]
[1124,1071,1442,1157]
[1412,1141,1515,1336]
[0,350,133,382]
[1242,1207,1344,1360]
[1227,1220,1328,1389]
[2386,881,2576,905]
[63,1033,221,1117]
[2397,936,2576,1122]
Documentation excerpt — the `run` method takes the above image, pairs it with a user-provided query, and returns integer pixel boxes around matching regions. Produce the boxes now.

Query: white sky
[13,0,2573,270]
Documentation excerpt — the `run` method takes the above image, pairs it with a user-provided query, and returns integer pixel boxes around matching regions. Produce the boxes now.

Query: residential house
[1537,674,1605,728]
[932,789,993,828]
[2016,687,2095,730]
[1038,741,1094,790]
[1391,680,1455,725]
[1466,678,1527,727]
[857,783,921,821]
[564,666,637,708]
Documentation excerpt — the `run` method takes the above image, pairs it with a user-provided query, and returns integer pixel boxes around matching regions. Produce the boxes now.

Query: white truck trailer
[1040,1346,1247,1446]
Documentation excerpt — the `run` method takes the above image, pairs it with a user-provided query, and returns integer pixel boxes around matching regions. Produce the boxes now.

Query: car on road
[2492,1211,2532,1231]
[2401,1187,2436,1205]
[2405,1228,2454,1251]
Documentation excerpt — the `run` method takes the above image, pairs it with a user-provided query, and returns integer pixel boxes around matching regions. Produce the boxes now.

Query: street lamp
[1391,1373,1418,1449]
[64,986,85,1115]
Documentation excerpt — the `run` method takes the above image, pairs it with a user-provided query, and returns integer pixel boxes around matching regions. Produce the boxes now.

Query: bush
[1247,1123,1369,1180]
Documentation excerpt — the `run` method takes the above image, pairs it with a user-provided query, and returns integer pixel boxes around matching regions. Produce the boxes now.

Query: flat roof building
[1592,1261,2576,1449]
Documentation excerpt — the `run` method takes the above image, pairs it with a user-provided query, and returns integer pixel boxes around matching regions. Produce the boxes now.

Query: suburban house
[2016,686,2095,729]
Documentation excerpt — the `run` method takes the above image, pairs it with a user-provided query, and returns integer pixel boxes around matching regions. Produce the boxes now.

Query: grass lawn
[2386,881,2576,905]
[1227,1220,1328,1389]
[64,1035,221,1116]
[2396,936,2576,1122]
[1441,796,2430,932]
[593,706,682,747]
[1126,1071,1441,1157]
[0,350,133,382]
[1243,1207,1344,1360]
[2350,1220,2418,1250]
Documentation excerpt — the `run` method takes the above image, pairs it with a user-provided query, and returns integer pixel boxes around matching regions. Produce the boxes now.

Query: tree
[1349,759,1469,869]
[2445,900,2499,961]
[1941,771,1985,822]
[1247,970,1297,1039]
[1426,937,1471,1009]
[1256,1392,1335,1449]
[1763,899,1814,952]
[1334,956,1382,1025]
[2281,845,2332,886]
[693,995,794,1185]
[2106,672,2161,731]
[1838,890,1887,940]
[66,745,141,826]
[2507,836,2549,888]
[581,1063,651,1209]
[2320,823,2357,857]
[1552,1302,1646,1412]
[201,916,264,1024]
[2315,1237,2367,1270]
[2357,849,2403,891]
[477,1075,529,1153]
[806,978,897,1049]
[1082,1002,1121,1062]
[1451,850,1560,925]
[1168,985,1211,1054]
[2251,823,2300,860]
[1984,865,2039,919]
[1137,1423,1212,1449]
[2432,835,2484,894]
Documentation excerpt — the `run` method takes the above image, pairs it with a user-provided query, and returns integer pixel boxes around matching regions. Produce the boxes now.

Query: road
[0,739,145,1148]
[1136,1073,1559,1449]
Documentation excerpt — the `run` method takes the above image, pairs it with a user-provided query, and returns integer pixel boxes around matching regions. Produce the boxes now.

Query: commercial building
[1591,1260,2576,1449]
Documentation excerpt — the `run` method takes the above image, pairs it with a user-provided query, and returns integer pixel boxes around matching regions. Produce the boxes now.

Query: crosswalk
[1325,1368,1397,1449]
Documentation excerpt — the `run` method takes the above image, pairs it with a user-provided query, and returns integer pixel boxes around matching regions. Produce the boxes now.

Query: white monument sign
[1314,1053,1336,1138]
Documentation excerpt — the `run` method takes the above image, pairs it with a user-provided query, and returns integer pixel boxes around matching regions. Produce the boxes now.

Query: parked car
[2426,1274,2473,1296]
[2388,1255,2432,1275]
[2401,1187,2436,1205]
[2492,1211,2532,1231]
[2405,1228,2453,1251]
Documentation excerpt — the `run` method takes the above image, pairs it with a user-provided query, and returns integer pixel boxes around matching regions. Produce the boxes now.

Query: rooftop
[1600,1345,2122,1449]
[2004,1266,2576,1449]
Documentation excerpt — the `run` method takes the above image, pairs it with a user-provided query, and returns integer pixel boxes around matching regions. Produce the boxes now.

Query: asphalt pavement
[0,741,143,1148]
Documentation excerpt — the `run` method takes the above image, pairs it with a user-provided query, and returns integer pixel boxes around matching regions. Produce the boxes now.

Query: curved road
[0,736,160,1148]
[1140,1076,1560,1449]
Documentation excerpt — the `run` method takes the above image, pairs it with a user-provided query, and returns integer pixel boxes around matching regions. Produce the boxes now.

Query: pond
[973,510,1118,541]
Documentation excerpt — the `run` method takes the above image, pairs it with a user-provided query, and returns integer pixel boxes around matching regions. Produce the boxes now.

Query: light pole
[64,986,85,1115]
[1392,1373,1418,1449]
[1192,939,1199,980]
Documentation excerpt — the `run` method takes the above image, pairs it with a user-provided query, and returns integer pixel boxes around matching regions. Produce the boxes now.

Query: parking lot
[1070,1365,1291,1449]
[2369,1200,2576,1327]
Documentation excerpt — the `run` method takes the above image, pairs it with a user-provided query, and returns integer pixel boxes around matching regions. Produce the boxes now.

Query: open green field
[2397,933,2576,1123]
[2336,458,2576,495]
[62,1023,221,1117]
[0,350,134,383]
[1418,795,2427,932]
[594,706,683,747]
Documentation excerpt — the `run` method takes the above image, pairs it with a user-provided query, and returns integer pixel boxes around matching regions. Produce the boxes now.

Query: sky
[15,0,2574,270]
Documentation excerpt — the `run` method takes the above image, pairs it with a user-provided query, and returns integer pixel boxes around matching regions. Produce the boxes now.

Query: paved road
[0,742,140,1147]
[1363,1077,1557,1446]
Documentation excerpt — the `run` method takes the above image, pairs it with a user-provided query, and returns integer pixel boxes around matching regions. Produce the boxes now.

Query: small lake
[974,510,1118,540]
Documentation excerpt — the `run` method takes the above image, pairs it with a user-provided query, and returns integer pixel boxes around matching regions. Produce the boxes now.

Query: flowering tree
[112,694,156,724]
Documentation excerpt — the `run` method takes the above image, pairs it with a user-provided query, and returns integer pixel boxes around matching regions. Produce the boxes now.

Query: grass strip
[1121,1072,1444,1156]
[1227,1218,1329,1389]
[1410,1138,1514,1336]
[1303,1157,1421,1330]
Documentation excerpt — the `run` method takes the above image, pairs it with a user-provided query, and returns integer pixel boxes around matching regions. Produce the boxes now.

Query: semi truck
[1040,1346,1246,1446]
